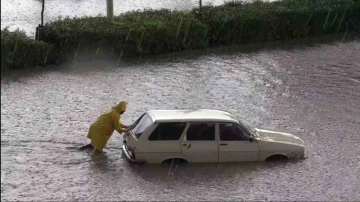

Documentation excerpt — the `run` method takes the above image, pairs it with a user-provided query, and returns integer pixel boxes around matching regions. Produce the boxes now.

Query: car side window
[186,123,215,141]
[148,122,186,141]
[219,123,250,141]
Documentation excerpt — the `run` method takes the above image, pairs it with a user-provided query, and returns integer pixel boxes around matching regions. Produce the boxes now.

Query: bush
[1,28,54,70]
[42,9,208,62]
[2,0,359,70]
[194,0,360,46]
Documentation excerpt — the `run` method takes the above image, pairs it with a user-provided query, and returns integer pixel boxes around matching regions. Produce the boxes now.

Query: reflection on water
[1,39,360,201]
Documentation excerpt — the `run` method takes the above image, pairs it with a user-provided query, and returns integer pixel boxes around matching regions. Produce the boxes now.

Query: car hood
[255,128,304,146]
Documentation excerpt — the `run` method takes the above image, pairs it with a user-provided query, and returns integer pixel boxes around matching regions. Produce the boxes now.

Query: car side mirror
[249,137,254,142]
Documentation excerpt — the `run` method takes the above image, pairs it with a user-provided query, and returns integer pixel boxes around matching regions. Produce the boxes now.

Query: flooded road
[1,39,360,201]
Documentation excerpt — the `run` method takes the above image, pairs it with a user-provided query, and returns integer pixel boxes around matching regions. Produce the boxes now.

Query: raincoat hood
[115,101,127,113]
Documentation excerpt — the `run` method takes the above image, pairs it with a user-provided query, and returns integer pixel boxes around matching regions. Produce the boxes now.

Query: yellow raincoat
[87,101,127,152]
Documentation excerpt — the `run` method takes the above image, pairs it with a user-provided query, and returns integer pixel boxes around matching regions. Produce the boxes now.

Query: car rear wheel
[161,158,189,165]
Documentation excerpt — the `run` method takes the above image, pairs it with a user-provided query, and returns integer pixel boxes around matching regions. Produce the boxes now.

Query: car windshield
[131,113,153,138]
[239,120,257,137]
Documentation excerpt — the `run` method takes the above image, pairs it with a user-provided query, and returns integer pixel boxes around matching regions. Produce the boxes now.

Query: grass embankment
[1,0,359,70]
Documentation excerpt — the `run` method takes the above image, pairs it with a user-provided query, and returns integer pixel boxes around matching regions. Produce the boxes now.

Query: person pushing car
[79,101,130,153]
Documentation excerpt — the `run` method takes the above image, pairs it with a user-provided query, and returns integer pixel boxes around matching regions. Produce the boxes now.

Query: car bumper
[121,145,147,164]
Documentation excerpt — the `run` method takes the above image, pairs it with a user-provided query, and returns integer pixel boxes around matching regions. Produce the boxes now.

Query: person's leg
[79,125,95,151]
[78,143,94,150]
[93,148,103,155]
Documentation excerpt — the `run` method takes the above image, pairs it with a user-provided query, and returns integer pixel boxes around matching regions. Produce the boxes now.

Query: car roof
[146,109,239,123]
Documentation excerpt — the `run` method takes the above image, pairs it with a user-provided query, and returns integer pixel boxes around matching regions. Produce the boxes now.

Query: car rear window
[132,114,153,138]
[148,122,186,141]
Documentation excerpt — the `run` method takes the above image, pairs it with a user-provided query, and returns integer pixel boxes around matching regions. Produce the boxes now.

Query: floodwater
[1,37,360,200]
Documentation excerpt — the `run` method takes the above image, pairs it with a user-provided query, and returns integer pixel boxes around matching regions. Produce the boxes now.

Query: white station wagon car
[122,109,305,164]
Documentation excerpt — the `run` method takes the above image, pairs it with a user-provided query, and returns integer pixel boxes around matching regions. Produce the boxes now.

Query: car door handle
[219,143,228,146]
[182,144,187,146]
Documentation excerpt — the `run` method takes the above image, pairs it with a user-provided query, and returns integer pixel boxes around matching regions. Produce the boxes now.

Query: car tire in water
[265,155,288,162]
[161,158,188,165]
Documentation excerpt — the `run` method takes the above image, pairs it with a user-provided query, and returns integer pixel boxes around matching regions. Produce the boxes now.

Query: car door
[142,122,187,163]
[180,122,219,163]
[217,123,259,162]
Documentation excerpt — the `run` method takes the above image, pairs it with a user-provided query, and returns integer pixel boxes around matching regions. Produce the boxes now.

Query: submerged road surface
[1,40,360,201]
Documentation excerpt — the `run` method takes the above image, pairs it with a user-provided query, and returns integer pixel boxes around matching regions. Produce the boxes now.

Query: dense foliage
[1,28,53,70]
[2,0,359,70]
